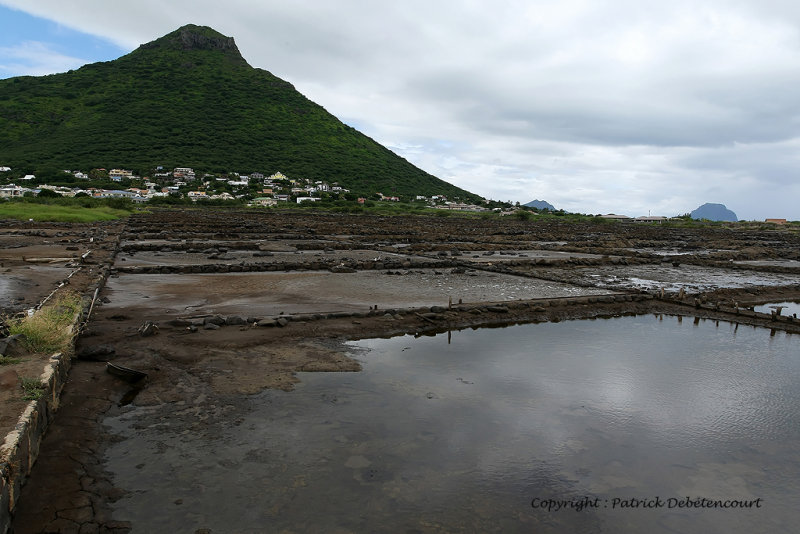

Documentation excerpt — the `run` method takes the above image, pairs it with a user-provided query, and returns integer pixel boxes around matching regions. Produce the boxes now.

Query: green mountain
[0,24,480,201]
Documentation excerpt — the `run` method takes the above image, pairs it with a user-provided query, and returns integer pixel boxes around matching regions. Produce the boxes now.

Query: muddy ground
[3,209,800,533]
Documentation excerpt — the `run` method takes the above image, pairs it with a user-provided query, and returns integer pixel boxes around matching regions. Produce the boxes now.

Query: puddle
[578,264,797,293]
[462,249,606,262]
[116,249,427,267]
[735,260,800,268]
[104,316,800,533]
[753,301,800,317]
[625,248,732,256]
[101,270,611,317]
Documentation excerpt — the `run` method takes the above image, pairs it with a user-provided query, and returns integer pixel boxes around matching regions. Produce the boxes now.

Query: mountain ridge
[524,199,556,211]
[690,203,738,222]
[0,25,480,201]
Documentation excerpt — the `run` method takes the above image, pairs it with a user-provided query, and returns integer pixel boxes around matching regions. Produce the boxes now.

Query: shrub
[20,377,45,400]
[7,291,82,354]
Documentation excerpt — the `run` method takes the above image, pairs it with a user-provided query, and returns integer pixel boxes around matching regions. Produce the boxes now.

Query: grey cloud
[3,0,800,219]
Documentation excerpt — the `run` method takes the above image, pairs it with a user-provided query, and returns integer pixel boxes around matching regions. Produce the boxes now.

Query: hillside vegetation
[0,25,480,202]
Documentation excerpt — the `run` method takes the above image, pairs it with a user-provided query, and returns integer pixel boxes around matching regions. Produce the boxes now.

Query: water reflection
[753,301,800,317]
[104,316,800,533]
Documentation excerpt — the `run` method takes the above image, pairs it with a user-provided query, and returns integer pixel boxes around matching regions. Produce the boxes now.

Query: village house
[296,197,319,204]
[0,166,11,172]
[439,202,487,212]
[0,184,27,198]
[174,167,196,180]
[267,172,287,183]
[108,169,133,181]
[250,197,277,207]
[126,188,150,197]
[187,191,208,201]
[93,189,139,199]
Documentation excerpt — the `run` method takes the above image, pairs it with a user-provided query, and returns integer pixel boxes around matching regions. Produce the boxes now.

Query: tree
[37,188,62,198]
[90,168,109,180]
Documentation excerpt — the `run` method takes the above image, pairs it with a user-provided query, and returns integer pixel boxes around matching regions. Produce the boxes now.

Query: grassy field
[0,202,132,222]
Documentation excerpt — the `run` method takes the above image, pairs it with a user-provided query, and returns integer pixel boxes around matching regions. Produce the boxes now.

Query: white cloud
[0,40,87,76]
[3,0,800,219]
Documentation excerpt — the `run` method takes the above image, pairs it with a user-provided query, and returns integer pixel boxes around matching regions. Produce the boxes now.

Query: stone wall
[0,351,72,533]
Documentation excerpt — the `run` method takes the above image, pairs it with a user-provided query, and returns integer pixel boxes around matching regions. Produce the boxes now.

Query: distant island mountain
[690,203,738,222]
[524,199,556,211]
[0,24,480,201]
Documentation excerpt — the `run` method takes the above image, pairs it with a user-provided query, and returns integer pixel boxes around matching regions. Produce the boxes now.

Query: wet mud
[4,209,800,532]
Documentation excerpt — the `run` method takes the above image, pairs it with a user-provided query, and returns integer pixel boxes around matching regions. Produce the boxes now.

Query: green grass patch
[0,355,22,365]
[0,201,131,222]
[20,377,45,401]
[6,291,83,354]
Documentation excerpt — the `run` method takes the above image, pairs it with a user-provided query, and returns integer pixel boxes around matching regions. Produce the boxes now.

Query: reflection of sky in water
[105,316,800,533]
[753,301,800,317]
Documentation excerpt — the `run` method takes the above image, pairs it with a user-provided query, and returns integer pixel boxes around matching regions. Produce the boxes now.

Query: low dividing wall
[0,351,72,533]
[0,259,116,532]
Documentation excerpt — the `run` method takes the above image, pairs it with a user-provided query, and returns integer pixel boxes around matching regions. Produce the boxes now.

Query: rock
[330,265,356,273]
[138,322,159,337]
[168,318,192,327]
[204,315,226,326]
[257,319,277,327]
[76,345,115,361]
[203,323,220,330]
[225,315,247,326]
[276,317,290,327]
[0,334,28,357]
[430,306,447,313]
[487,306,509,313]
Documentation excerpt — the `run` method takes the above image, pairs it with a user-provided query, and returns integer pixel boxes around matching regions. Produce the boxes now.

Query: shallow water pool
[104,315,800,533]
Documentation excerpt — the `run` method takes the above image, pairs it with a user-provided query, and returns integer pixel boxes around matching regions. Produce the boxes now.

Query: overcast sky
[2,0,799,220]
